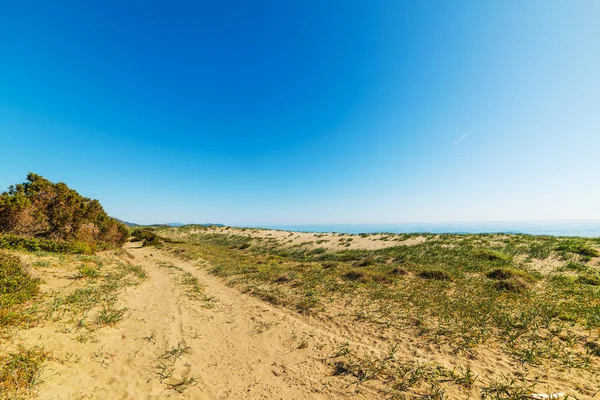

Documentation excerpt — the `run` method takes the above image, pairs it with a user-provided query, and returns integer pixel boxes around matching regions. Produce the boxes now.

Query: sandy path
[31,244,375,399]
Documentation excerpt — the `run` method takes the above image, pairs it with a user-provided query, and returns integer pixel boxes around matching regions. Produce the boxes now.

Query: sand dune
[3,228,599,399]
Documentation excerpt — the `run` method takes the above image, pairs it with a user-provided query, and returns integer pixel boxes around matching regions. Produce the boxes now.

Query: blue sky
[1,1,599,225]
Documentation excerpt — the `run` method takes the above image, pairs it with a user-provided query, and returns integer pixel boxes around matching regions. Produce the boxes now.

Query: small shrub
[585,341,600,356]
[418,270,451,281]
[332,361,352,376]
[391,267,408,276]
[486,269,513,280]
[485,268,532,282]
[355,256,375,267]
[343,270,365,281]
[492,280,527,293]
[132,228,160,247]
[275,274,291,283]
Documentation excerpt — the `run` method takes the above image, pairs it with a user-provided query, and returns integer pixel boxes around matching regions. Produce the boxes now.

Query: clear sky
[1,1,599,225]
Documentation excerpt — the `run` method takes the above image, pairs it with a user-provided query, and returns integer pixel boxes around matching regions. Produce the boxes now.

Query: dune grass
[0,252,40,329]
[159,227,600,397]
[0,345,48,398]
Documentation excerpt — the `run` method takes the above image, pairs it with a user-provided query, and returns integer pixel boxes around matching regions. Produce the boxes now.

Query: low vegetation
[0,233,94,254]
[0,345,48,398]
[0,252,40,328]
[0,252,39,309]
[0,249,147,394]
[158,226,600,398]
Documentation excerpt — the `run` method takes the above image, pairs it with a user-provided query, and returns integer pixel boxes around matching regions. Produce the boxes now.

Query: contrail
[454,130,472,145]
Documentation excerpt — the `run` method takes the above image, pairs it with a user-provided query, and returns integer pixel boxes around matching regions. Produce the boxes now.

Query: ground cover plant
[0,252,40,329]
[158,226,600,398]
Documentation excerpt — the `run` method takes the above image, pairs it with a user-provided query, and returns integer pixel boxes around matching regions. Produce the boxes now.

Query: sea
[247,220,600,238]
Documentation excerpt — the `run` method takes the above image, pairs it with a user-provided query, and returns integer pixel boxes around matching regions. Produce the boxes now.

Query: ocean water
[249,220,600,238]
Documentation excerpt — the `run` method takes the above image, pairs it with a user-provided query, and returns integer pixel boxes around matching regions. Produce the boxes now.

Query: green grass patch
[556,241,599,257]
[0,252,39,309]
[77,264,101,279]
[0,234,93,254]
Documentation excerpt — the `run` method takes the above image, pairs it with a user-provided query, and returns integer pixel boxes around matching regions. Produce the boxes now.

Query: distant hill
[118,221,225,228]
[115,219,140,227]
[169,223,226,227]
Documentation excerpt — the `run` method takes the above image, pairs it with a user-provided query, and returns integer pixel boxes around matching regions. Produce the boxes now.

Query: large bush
[0,173,128,246]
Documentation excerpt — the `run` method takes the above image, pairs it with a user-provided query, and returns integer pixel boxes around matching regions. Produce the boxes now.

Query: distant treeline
[0,173,128,246]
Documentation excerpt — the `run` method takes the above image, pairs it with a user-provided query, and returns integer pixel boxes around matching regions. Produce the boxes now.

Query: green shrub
[343,270,365,281]
[492,279,527,293]
[0,173,128,247]
[391,267,408,276]
[131,228,160,246]
[485,268,532,281]
[418,269,452,281]
[354,256,376,267]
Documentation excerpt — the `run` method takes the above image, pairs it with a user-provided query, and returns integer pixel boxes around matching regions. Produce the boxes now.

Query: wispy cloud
[453,130,472,145]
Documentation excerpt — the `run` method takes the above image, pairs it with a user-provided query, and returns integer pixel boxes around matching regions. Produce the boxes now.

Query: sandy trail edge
[31,244,379,399]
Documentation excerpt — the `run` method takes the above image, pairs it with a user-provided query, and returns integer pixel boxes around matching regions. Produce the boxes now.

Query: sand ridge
[166,225,428,251]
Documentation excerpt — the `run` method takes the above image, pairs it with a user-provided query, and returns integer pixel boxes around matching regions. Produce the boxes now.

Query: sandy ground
[4,235,594,399]
[12,244,387,399]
